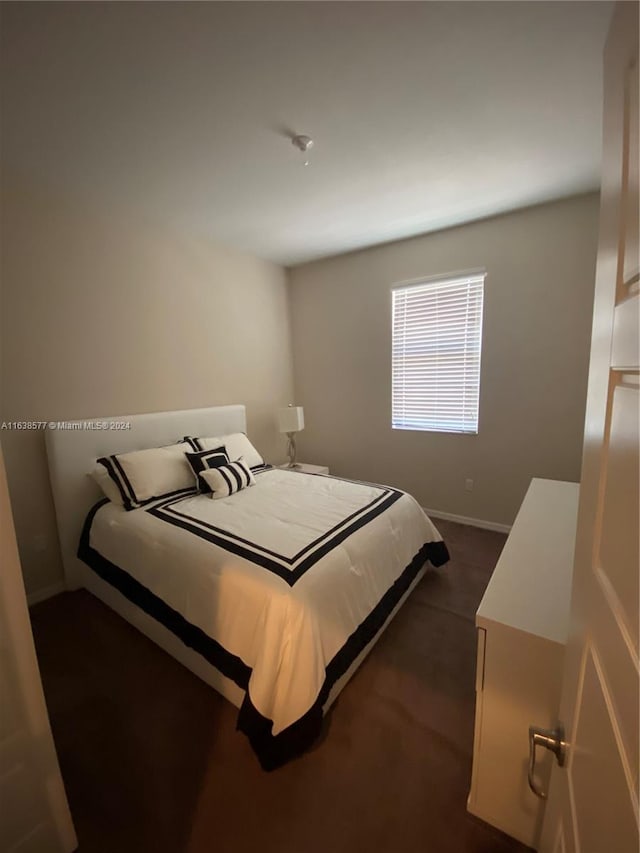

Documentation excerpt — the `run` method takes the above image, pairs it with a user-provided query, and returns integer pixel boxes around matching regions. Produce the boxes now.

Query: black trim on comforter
[147,486,403,586]
[236,538,449,769]
[78,499,450,770]
[78,499,252,689]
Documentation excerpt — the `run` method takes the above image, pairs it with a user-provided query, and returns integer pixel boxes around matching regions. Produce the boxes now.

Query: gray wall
[0,185,600,598]
[289,194,600,526]
[0,177,294,599]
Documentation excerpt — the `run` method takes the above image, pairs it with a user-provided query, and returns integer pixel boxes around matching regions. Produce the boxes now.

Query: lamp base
[285,432,298,468]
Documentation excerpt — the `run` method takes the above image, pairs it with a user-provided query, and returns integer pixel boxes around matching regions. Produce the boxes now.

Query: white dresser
[467,478,579,849]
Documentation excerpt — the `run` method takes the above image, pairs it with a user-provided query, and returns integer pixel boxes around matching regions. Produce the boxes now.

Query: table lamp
[278,404,304,468]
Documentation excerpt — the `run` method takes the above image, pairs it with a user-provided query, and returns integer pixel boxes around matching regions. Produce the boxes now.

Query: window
[392,271,485,434]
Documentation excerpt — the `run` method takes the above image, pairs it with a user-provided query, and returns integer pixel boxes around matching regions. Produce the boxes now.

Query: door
[0,447,77,853]
[539,3,639,852]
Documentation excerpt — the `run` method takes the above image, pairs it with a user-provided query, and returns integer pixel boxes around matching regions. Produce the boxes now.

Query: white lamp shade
[278,406,304,434]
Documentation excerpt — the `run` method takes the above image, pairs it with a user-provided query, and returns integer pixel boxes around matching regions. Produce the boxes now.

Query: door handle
[528,724,567,799]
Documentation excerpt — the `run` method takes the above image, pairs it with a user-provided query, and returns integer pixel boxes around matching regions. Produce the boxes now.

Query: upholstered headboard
[45,405,247,589]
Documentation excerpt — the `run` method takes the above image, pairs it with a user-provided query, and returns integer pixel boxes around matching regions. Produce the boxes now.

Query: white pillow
[189,432,264,470]
[200,459,256,499]
[90,465,125,506]
[96,441,195,510]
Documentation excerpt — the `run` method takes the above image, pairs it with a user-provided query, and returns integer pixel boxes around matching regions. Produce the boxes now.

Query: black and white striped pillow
[199,459,255,499]
[183,433,264,470]
[185,446,230,493]
[96,441,196,510]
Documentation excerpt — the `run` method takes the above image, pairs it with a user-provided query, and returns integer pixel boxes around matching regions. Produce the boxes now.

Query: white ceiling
[0,1,612,266]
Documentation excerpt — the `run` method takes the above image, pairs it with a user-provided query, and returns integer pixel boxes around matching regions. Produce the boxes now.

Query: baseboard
[422,507,511,534]
[27,580,66,608]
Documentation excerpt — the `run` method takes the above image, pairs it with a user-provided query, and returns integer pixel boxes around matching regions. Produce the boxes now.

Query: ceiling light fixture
[291,134,314,166]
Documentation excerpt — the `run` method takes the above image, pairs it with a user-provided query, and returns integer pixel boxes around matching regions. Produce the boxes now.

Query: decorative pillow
[185,446,230,493]
[97,441,195,510]
[200,458,256,499]
[184,432,264,470]
[90,465,125,506]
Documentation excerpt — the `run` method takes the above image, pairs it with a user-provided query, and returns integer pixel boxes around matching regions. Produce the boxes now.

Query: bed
[46,405,448,769]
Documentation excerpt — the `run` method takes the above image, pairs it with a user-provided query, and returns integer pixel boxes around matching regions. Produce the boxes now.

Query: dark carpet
[30,520,532,853]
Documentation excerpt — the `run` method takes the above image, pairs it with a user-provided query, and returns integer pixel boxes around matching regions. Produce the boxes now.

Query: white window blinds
[392,272,485,434]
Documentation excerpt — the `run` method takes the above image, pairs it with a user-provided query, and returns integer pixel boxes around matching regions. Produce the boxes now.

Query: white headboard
[45,404,247,590]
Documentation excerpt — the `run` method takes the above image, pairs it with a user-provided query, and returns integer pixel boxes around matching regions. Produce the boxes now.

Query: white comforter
[84,469,445,763]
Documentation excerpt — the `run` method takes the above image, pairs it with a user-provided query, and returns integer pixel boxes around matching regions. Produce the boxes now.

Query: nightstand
[277,463,329,475]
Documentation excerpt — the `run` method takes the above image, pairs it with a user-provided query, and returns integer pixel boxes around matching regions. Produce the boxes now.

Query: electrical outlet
[465,478,474,492]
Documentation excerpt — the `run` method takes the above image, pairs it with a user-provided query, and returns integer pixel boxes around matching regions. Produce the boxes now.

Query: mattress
[78,468,449,768]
